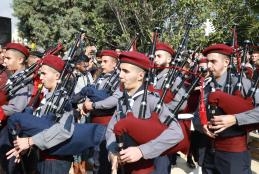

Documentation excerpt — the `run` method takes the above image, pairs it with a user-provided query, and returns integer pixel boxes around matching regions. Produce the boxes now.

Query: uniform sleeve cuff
[94,101,102,109]
[31,134,45,150]
[235,114,245,126]
[138,144,152,159]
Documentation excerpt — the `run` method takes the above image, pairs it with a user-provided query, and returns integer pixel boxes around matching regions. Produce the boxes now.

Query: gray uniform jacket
[235,98,259,125]
[31,91,75,150]
[2,70,33,116]
[106,88,184,159]
[74,71,93,94]
[94,71,122,110]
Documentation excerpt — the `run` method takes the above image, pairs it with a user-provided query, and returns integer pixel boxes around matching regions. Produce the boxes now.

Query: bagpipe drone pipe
[0,62,41,106]
[7,30,106,156]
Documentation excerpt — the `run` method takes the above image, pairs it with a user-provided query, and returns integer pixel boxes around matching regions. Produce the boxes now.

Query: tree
[13,0,259,51]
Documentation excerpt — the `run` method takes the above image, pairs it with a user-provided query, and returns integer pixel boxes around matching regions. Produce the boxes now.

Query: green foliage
[13,0,259,51]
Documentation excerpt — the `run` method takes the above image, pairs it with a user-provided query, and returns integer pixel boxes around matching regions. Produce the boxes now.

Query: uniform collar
[124,85,145,110]
[216,70,227,88]
[10,69,25,78]
[103,70,115,78]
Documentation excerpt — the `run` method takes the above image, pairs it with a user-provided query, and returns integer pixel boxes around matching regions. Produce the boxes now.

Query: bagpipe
[0,62,41,107]
[113,22,203,157]
[114,75,202,154]
[71,33,140,114]
[43,41,64,57]
[7,30,106,156]
[8,112,106,156]
[206,40,258,138]
[0,42,65,107]
[71,69,120,107]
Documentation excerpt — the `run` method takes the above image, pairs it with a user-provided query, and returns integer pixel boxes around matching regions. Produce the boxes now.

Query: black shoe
[187,159,196,169]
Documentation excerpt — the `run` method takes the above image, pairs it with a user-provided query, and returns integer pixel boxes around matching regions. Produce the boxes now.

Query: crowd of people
[0,33,259,174]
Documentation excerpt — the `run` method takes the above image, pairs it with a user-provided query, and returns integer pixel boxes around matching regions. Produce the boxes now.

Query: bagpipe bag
[7,112,106,155]
[208,90,258,135]
[114,112,190,155]
[72,85,110,104]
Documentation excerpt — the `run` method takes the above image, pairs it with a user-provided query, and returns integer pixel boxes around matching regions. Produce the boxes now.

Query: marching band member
[7,55,75,174]
[153,42,183,173]
[0,43,33,123]
[193,44,257,174]
[82,50,122,174]
[106,51,183,174]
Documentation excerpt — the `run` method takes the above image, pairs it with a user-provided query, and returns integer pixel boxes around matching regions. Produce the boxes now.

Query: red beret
[119,51,150,70]
[42,55,65,73]
[198,58,208,64]
[202,44,234,56]
[156,43,175,56]
[100,50,118,59]
[5,43,29,58]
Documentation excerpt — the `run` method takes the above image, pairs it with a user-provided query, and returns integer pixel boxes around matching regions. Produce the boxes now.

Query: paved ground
[70,153,259,174]
[171,153,259,174]
[70,133,259,174]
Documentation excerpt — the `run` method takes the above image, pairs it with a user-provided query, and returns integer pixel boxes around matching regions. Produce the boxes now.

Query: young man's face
[252,52,259,64]
[76,61,88,73]
[4,50,23,71]
[119,63,145,93]
[207,53,229,79]
[198,62,209,77]
[154,50,171,67]
[0,48,5,65]
[40,65,60,91]
[27,55,41,67]
[101,56,117,74]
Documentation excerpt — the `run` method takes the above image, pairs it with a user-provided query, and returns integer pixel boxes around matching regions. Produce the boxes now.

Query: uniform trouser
[37,159,72,174]
[151,156,171,174]
[0,126,38,174]
[202,149,252,174]
[0,126,18,174]
[95,140,111,174]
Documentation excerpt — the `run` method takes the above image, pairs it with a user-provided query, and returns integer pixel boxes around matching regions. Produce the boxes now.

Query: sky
[0,0,18,33]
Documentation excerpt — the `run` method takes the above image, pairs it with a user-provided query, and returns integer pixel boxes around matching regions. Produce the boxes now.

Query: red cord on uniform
[0,107,7,122]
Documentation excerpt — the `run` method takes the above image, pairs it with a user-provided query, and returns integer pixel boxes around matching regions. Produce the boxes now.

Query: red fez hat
[156,42,175,56]
[42,55,65,73]
[202,44,234,56]
[198,58,208,64]
[119,51,150,70]
[100,50,118,59]
[5,43,29,58]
